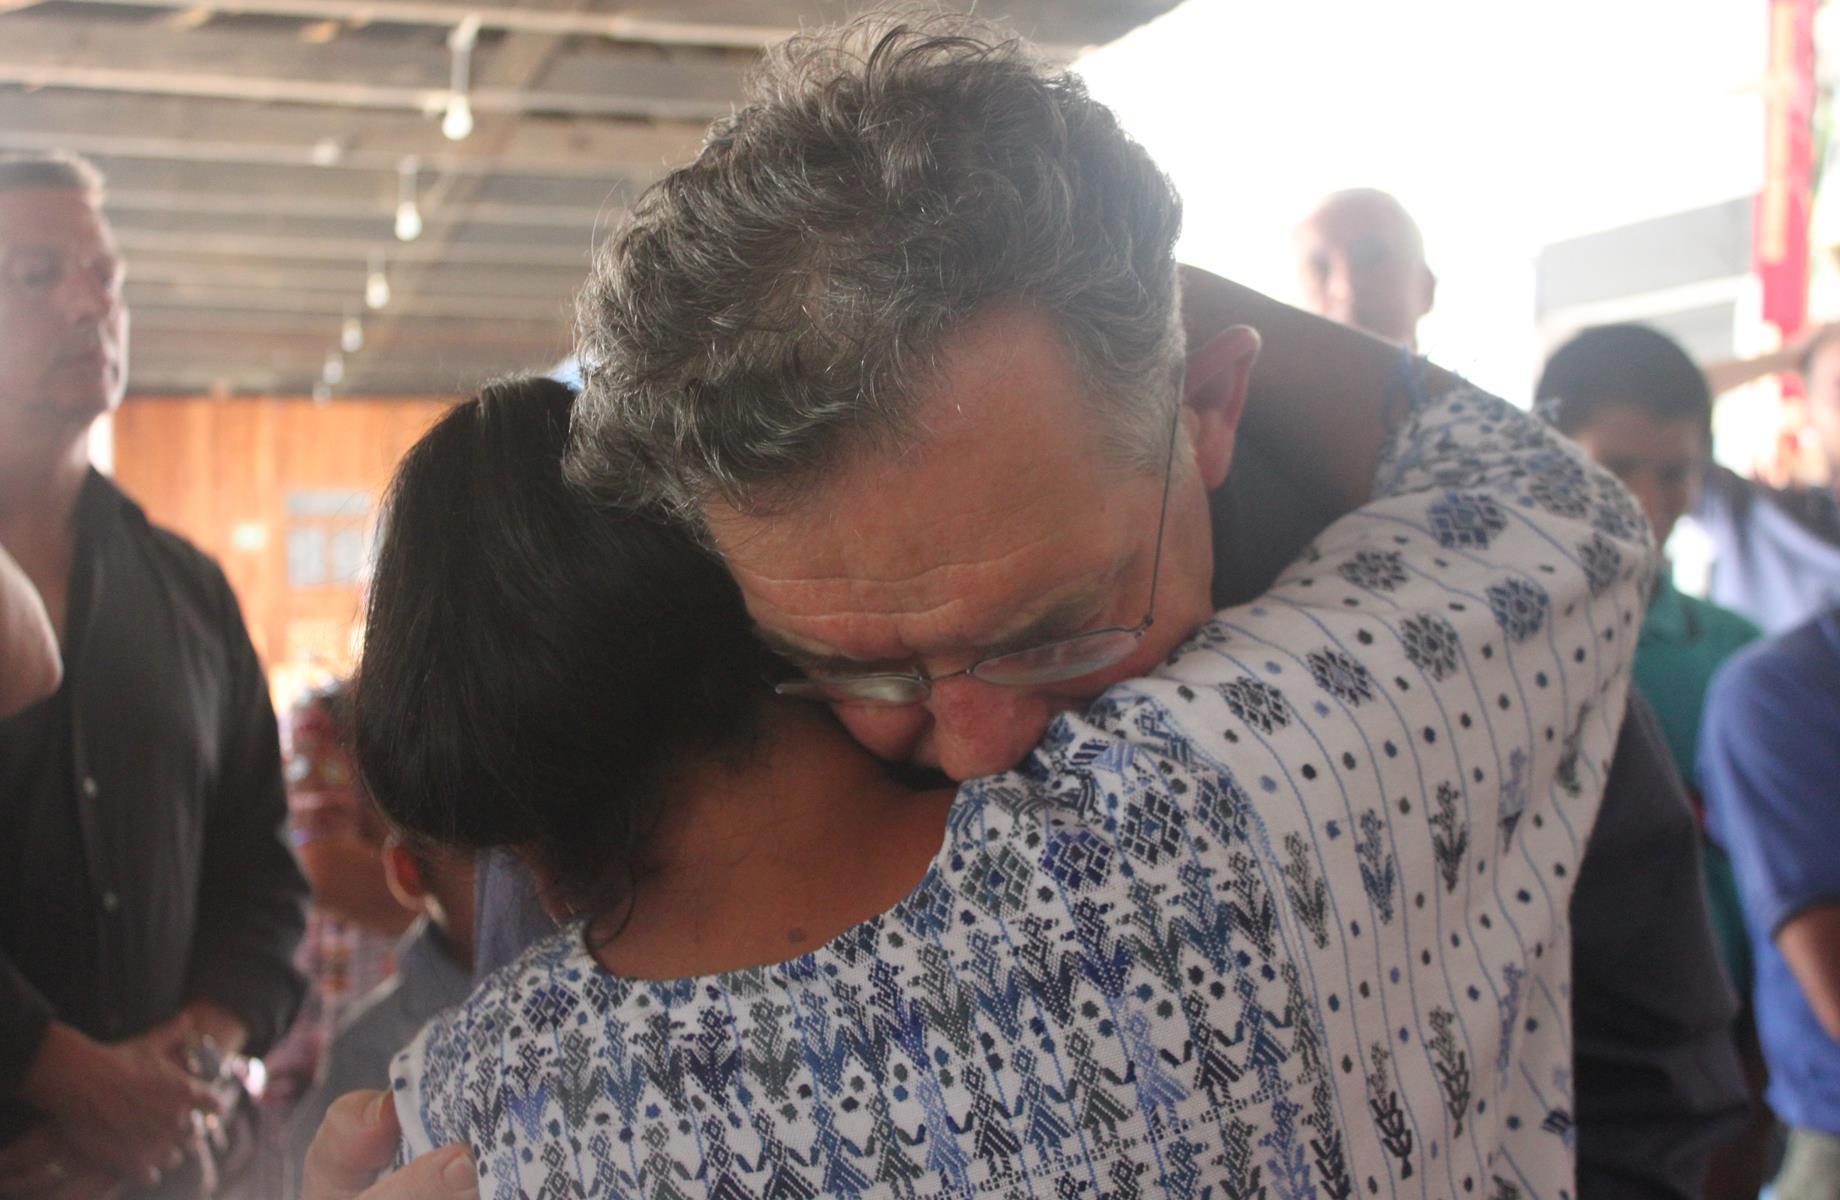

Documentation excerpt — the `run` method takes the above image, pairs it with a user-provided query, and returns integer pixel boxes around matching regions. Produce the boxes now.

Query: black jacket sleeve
[1571,692,1749,1199]
[182,573,308,1057]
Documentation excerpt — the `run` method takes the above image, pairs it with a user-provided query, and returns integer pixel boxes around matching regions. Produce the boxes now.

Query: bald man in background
[1294,187,1437,349]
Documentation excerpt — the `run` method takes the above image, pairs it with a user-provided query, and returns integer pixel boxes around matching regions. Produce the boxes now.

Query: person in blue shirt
[1700,607,1840,1200]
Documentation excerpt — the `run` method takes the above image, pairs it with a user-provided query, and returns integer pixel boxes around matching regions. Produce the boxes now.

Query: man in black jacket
[0,150,307,1196]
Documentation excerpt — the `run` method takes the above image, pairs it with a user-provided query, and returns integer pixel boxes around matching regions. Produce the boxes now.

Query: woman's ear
[382,837,427,912]
[1184,324,1262,492]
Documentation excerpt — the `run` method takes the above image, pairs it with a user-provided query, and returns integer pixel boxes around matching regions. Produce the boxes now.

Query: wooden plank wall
[111,395,453,709]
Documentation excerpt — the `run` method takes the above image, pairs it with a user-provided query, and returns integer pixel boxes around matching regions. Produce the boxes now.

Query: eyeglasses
[773,397,1183,707]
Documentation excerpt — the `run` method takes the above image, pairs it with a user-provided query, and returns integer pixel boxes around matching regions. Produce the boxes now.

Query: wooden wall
[111,395,452,709]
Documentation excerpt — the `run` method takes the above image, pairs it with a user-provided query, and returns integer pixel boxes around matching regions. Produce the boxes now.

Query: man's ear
[1184,323,1262,492]
[1421,267,1438,320]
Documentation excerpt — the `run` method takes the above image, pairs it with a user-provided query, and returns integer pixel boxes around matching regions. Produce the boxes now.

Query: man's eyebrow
[753,569,1120,677]
[975,577,1114,655]
[752,626,911,676]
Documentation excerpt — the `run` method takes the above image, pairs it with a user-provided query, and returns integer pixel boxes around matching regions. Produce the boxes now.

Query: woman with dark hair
[354,376,950,974]
[368,371,1651,1199]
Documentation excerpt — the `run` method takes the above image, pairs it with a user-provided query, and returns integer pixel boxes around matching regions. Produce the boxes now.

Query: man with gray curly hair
[570,11,1736,1192]
[570,22,1189,529]
[566,20,1741,1199]
[306,14,1742,1200]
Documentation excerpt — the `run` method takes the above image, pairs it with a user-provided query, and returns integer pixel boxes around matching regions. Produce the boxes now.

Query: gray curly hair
[566,10,1186,522]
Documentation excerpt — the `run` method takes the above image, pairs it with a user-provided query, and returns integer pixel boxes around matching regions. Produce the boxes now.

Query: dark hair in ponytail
[354,375,782,923]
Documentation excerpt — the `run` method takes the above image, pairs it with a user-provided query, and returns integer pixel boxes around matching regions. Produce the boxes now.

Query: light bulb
[365,269,391,310]
[394,199,423,241]
[394,156,422,241]
[312,382,332,405]
[340,316,364,353]
[308,137,345,167]
[442,96,474,141]
[322,351,346,386]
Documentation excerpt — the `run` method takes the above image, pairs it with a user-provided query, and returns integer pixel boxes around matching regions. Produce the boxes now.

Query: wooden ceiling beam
[108,187,615,229]
[75,154,630,206]
[52,0,793,50]
[114,227,593,268]
[127,280,567,321]
[126,255,584,299]
[0,90,706,178]
[0,13,742,120]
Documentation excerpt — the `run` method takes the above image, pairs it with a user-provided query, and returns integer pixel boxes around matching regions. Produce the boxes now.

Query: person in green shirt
[1536,324,1763,989]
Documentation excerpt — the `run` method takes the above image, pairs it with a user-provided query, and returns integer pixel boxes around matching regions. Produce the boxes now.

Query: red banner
[1756,0,1817,341]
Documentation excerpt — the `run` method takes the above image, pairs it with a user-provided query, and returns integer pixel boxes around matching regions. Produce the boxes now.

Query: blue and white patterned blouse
[394,379,1653,1200]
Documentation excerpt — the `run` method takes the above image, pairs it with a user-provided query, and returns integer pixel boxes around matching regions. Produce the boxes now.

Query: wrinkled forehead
[701,312,1159,659]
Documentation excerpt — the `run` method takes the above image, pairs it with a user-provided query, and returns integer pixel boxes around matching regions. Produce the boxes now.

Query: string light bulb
[365,252,391,309]
[340,313,364,354]
[443,17,481,141]
[442,96,474,141]
[394,155,423,242]
[322,350,346,387]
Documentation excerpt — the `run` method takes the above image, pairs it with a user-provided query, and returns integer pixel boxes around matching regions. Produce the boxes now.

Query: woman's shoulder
[392,924,613,1156]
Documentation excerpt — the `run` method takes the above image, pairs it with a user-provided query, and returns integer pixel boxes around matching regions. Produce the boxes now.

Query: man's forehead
[710,471,1103,621]
[0,188,114,246]
[1573,408,1705,454]
[701,302,1160,654]
[1300,196,1419,255]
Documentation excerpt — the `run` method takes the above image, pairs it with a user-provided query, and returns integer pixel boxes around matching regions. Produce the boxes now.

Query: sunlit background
[1078,0,1771,403]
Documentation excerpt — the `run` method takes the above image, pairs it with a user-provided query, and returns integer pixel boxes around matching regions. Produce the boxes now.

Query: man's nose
[58,269,117,325]
[1325,260,1357,310]
[1620,472,1669,535]
[924,677,1056,781]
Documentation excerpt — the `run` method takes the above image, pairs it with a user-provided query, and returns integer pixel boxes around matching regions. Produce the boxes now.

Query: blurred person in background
[1699,606,1840,1200]
[261,683,409,1117]
[285,841,472,1190]
[1695,330,1840,634]
[0,150,307,1198]
[1537,324,1773,1199]
[1293,187,1436,351]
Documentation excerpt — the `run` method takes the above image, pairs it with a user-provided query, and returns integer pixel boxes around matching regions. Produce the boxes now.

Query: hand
[302,1091,477,1200]
[0,1125,125,1200]
[165,999,249,1062]
[19,1023,222,1185]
